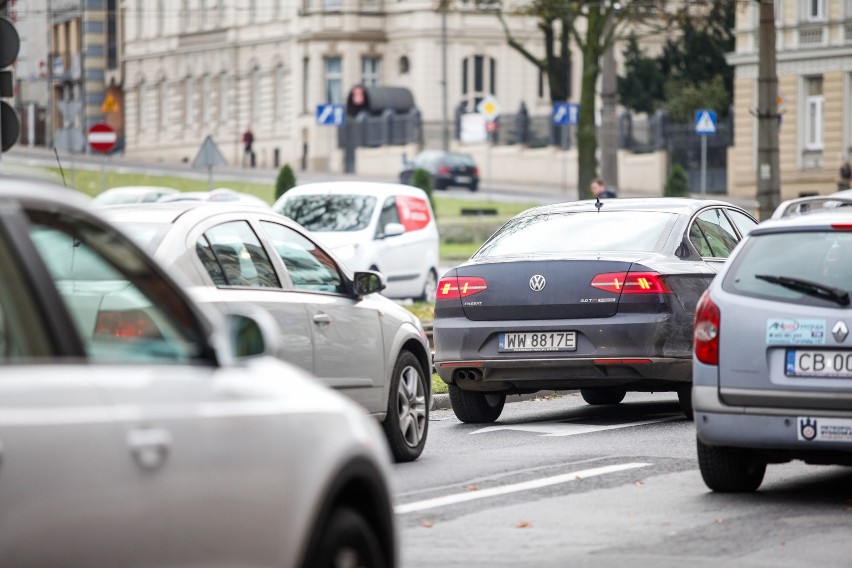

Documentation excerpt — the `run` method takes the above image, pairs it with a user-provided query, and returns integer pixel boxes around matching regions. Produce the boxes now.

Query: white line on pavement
[394,462,651,514]
[470,416,682,437]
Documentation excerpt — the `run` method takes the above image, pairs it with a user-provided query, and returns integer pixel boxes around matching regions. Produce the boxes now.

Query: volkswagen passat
[0,177,396,567]
[102,202,432,462]
[694,195,852,492]
[434,198,757,423]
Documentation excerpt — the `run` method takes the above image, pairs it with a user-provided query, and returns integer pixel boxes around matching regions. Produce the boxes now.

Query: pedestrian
[242,127,255,168]
[590,177,617,199]
[838,159,851,191]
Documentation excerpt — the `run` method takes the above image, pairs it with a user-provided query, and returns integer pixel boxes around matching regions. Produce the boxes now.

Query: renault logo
[529,274,546,292]
[833,321,848,343]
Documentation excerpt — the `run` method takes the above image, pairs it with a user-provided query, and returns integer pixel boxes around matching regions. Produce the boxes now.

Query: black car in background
[400,150,480,192]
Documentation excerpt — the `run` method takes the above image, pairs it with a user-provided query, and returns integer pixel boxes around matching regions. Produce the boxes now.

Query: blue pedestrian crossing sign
[316,103,345,126]
[695,109,717,135]
[553,102,579,126]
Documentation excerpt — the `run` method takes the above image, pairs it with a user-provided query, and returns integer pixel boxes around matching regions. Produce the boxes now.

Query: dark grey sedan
[433,198,758,423]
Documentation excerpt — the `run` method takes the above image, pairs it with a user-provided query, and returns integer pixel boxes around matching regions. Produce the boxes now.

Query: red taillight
[694,291,720,365]
[94,310,163,339]
[472,167,479,176]
[438,165,450,175]
[436,276,488,300]
[590,272,671,294]
[831,223,852,231]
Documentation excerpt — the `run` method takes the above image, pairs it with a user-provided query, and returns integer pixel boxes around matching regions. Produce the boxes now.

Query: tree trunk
[577,42,601,200]
[756,0,779,220]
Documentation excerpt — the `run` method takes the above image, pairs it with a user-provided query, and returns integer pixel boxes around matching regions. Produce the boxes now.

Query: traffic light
[0,15,20,153]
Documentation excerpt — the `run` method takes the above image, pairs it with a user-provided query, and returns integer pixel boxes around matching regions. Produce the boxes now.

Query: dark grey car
[433,198,758,423]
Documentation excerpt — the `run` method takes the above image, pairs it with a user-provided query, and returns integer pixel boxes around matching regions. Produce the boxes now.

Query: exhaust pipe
[453,368,483,382]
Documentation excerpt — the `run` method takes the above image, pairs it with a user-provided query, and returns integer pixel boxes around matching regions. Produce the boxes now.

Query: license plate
[499,331,576,353]
[455,176,472,184]
[785,349,852,378]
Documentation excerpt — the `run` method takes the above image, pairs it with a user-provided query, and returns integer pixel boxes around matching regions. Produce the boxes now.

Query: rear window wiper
[755,274,850,307]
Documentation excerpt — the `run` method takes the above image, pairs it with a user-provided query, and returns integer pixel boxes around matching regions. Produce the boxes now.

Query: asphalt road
[394,392,852,568]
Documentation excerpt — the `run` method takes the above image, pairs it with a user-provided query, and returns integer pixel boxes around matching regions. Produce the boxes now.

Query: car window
[201,221,281,288]
[723,230,852,308]
[280,195,377,232]
[259,221,345,294]
[726,209,758,237]
[25,209,207,364]
[0,229,53,360]
[689,209,739,258]
[475,211,676,258]
[377,197,400,235]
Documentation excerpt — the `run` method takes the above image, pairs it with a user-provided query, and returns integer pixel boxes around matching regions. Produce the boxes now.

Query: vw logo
[529,274,546,292]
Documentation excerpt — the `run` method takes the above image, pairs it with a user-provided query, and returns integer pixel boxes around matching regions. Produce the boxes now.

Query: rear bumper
[694,385,852,461]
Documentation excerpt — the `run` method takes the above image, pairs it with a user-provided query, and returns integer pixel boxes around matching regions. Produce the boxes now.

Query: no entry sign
[87,123,117,153]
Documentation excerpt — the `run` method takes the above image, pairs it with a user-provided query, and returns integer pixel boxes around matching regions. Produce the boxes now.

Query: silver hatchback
[694,196,852,492]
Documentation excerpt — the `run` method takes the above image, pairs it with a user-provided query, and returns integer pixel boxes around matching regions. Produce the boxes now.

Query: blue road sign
[316,103,345,126]
[695,109,717,135]
[553,102,579,126]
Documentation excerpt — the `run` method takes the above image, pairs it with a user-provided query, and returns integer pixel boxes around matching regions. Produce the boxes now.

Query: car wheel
[382,351,428,462]
[696,438,766,493]
[677,386,694,420]
[580,387,627,406]
[417,269,438,302]
[469,181,479,192]
[448,384,505,423]
[311,507,388,568]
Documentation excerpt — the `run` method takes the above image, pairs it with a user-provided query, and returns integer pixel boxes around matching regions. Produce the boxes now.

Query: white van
[273,182,440,301]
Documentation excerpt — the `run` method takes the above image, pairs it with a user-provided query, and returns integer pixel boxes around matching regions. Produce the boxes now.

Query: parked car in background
[433,198,758,423]
[274,182,440,301]
[0,177,397,567]
[159,188,270,208]
[91,185,178,206]
[694,195,852,493]
[399,149,480,192]
[102,201,432,462]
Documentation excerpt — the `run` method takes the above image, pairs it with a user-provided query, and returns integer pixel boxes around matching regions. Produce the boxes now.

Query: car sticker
[766,319,826,345]
[397,196,431,232]
[797,417,852,443]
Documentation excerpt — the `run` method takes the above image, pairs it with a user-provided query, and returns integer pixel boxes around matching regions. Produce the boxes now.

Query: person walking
[242,127,255,168]
[591,177,617,199]
[838,159,851,191]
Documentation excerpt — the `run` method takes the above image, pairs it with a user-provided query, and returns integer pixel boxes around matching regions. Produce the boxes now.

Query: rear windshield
[280,195,377,232]
[475,211,676,258]
[722,230,852,307]
[447,153,475,167]
[118,222,171,252]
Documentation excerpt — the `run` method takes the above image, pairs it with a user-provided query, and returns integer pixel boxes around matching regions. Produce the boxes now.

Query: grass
[432,374,448,395]
[441,241,481,262]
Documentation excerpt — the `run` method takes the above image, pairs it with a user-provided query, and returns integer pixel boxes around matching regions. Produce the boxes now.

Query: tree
[411,168,436,215]
[275,164,297,200]
[664,163,690,197]
[617,34,665,116]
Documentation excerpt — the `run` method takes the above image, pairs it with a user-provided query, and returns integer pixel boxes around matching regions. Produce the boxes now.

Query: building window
[183,0,190,29]
[219,74,229,123]
[275,65,287,122]
[324,57,342,104]
[251,68,261,124]
[202,76,212,123]
[804,76,824,150]
[136,0,144,38]
[399,56,410,74]
[250,0,258,21]
[159,81,169,131]
[302,57,310,113]
[157,0,165,32]
[361,57,381,87]
[138,83,147,134]
[324,0,342,11]
[107,0,117,69]
[807,0,825,20]
[185,77,195,127]
[461,55,496,111]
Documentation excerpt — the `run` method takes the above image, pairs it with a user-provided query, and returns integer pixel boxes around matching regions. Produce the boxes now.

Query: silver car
[102,202,432,462]
[694,196,852,492]
[0,177,397,566]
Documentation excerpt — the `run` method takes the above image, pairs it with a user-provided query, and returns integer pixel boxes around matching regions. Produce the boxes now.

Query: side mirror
[227,310,279,359]
[381,222,405,238]
[353,270,386,297]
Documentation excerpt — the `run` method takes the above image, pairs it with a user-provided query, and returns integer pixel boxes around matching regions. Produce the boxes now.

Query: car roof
[99,186,179,195]
[0,175,92,208]
[518,197,740,217]
[279,181,429,200]
[101,201,293,227]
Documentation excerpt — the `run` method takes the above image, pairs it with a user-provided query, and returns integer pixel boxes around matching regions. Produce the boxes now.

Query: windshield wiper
[755,274,850,307]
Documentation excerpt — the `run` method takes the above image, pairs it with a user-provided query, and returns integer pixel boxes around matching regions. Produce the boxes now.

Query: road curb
[430,390,576,411]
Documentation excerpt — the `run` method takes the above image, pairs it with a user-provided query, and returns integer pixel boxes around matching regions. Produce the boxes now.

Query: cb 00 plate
[786,349,852,378]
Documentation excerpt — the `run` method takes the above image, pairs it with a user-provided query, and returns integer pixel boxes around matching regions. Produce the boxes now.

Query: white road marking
[470,416,681,437]
[395,462,651,514]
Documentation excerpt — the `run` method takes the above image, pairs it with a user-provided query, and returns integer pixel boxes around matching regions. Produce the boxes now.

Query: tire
[416,269,438,302]
[310,507,388,568]
[580,387,627,406]
[696,438,766,493]
[382,351,428,462]
[677,386,694,420]
[448,384,506,423]
[469,181,479,192]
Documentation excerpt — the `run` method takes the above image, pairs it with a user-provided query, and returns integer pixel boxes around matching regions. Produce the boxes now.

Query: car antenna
[595,196,603,212]
[53,146,68,188]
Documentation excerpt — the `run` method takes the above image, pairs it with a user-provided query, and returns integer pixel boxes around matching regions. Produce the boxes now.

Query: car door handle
[313,313,332,325]
[127,427,172,470]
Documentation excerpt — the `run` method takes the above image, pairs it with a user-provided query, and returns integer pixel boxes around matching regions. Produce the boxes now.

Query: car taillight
[94,309,163,339]
[436,276,488,300]
[472,167,479,176]
[590,272,671,294]
[438,165,450,175]
[831,223,852,231]
[694,291,720,365]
